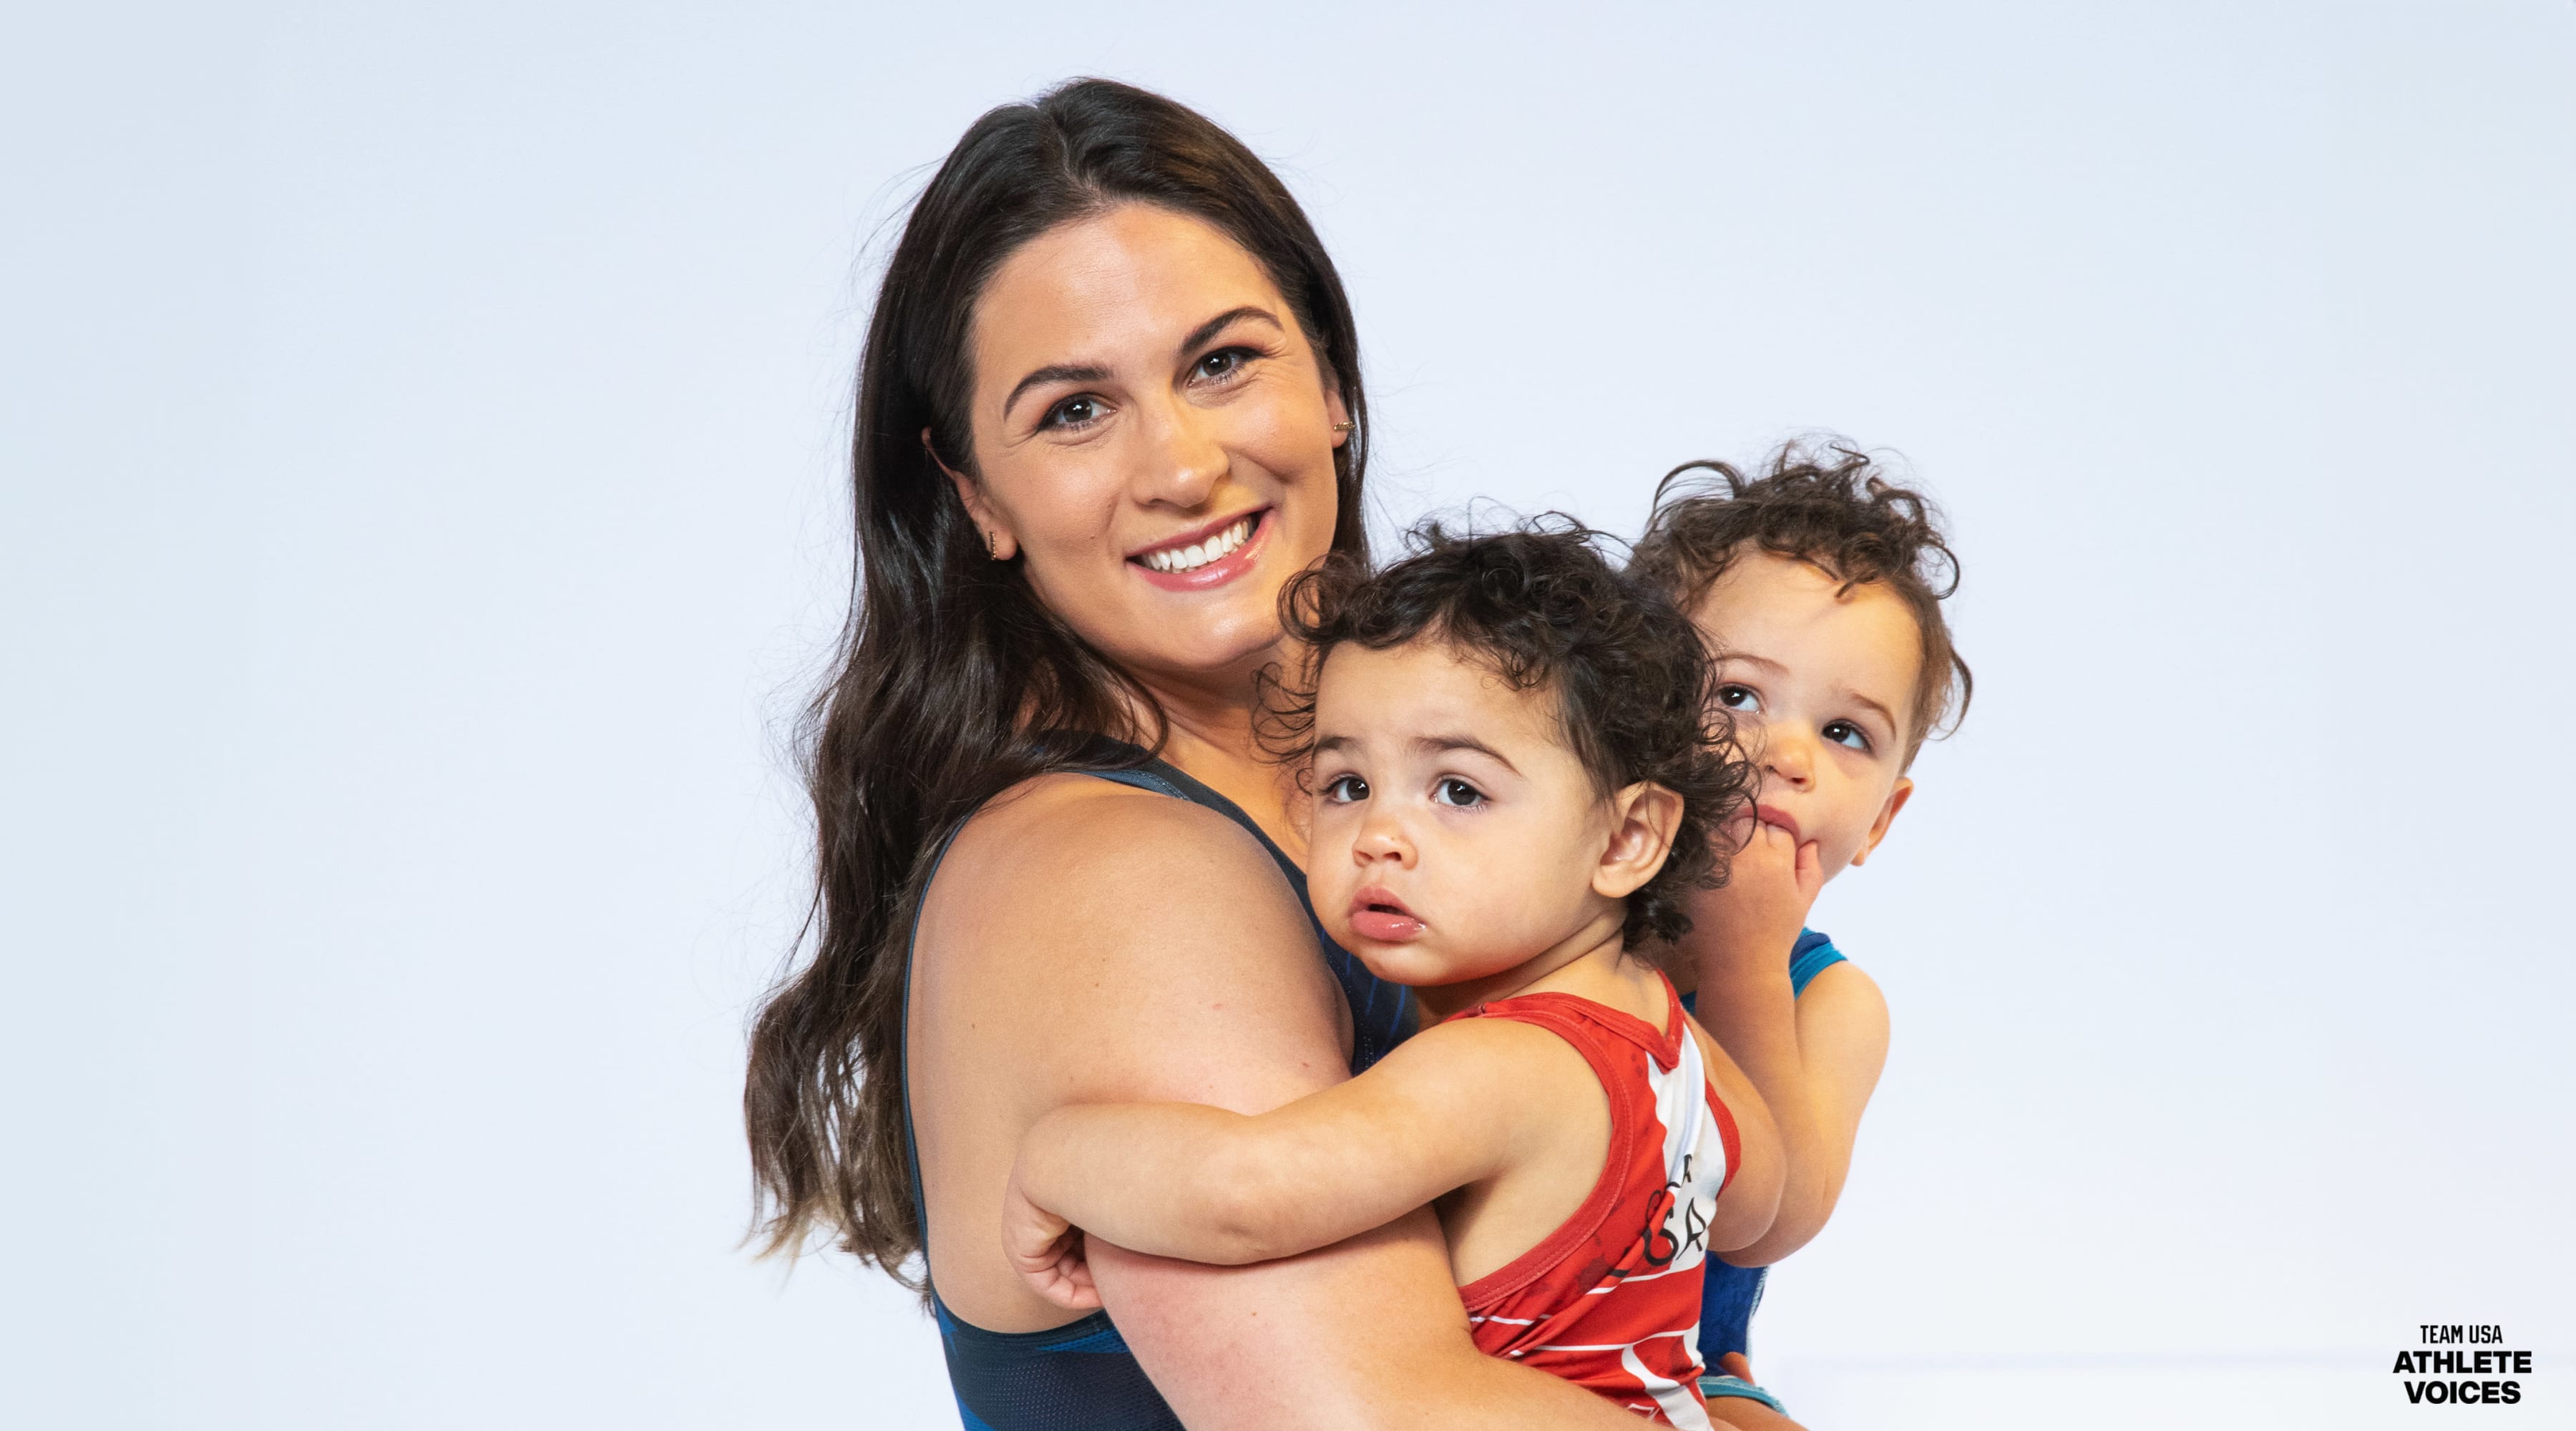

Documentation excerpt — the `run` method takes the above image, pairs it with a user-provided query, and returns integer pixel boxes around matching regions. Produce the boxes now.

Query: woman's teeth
[1139,515,1254,574]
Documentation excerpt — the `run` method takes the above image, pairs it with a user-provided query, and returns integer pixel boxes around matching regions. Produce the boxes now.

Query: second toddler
[1631,444,1974,1424]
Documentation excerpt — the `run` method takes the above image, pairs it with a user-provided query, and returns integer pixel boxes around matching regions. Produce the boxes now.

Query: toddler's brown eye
[1823,719,1872,753]
[1434,778,1486,809]
[1716,684,1762,713]
[1324,773,1369,802]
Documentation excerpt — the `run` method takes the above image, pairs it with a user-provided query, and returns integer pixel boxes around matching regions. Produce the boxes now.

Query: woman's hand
[1001,1169,1100,1310]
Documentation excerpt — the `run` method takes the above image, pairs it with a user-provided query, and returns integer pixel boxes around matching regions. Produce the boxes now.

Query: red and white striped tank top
[1450,974,1740,1427]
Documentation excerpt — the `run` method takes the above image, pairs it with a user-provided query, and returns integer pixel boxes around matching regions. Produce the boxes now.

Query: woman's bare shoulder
[919,771,1347,1106]
[938,771,1279,902]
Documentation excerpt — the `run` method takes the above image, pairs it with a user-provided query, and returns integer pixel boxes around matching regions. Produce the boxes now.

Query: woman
[745,81,1646,1430]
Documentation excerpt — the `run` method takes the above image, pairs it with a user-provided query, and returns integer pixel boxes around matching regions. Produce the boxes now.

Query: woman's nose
[1135,400,1225,508]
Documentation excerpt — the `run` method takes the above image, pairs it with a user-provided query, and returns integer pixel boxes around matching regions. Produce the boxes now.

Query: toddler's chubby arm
[1683,821,1888,1266]
[1781,959,1888,1226]
[1682,1011,1789,1258]
[1005,1015,1598,1309]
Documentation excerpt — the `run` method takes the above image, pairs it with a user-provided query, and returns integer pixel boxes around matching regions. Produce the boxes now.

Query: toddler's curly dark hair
[1263,518,1755,947]
[1630,442,1972,765]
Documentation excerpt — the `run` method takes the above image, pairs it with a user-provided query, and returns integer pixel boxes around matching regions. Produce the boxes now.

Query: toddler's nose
[1353,814,1415,866]
[1764,735,1814,788]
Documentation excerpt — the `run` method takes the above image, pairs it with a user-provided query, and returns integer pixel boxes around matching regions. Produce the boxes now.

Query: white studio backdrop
[6,4,2571,1428]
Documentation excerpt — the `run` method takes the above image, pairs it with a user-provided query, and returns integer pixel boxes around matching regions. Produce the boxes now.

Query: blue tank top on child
[902,746,1417,1431]
[1678,928,1848,1367]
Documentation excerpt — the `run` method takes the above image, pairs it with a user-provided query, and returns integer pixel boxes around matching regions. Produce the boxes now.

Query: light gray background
[7,4,2571,1428]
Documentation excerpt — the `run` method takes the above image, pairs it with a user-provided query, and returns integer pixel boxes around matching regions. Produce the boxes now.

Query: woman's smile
[1129,507,1271,590]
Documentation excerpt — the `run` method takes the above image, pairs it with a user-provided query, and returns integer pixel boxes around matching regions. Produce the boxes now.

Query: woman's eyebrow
[1175,305,1282,358]
[997,308,1280,422]
[1002,362,1112,422]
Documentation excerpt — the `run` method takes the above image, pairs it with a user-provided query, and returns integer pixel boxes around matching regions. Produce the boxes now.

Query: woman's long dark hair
[745,79,1372,1280]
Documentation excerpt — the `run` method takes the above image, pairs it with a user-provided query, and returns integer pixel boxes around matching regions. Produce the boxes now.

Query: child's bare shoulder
[1366,1010,1611,1111]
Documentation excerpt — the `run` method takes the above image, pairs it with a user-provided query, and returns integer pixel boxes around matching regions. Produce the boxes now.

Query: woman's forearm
[1094,1210,1662,1431]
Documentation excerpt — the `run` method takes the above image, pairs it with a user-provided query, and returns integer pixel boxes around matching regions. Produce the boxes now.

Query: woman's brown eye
[1045,396,1099,429]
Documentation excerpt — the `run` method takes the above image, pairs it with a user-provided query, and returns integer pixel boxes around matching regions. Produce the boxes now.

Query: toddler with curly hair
[1002,522,1786,1427]
[1628,443,1973,1426]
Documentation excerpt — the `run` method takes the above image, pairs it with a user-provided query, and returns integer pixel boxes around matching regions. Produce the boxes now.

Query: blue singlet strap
[1075,746,1414,1070]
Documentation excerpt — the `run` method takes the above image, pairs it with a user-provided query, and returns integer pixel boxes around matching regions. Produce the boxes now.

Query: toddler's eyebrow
[1415,734,1518,774]
[1843,688,1901,736]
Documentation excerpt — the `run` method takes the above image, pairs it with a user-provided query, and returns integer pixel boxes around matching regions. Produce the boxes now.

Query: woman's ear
[1319,364,1351,449]
[926,428,1015,560]
[1594,781,1684,900]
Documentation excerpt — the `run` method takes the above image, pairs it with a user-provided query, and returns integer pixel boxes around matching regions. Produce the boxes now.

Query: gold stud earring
[985,528,1001,560]
[1332,421,1355,434]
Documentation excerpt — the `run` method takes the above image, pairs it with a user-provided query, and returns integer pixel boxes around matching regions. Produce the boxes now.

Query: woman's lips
[1347,887,1423,943]
[1129,509,1270,592]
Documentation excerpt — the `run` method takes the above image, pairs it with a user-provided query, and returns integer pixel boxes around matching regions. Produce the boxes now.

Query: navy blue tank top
[1680,927,1848,1364]
[902,747,1416,1431]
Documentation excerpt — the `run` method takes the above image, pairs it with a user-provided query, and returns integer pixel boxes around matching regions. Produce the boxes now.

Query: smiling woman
[743,80,1646,1431]
[936,205,1351,690]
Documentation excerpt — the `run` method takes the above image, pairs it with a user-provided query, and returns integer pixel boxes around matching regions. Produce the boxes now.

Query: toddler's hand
[1702,813,1824,966]
[1002,1169,1102,1311]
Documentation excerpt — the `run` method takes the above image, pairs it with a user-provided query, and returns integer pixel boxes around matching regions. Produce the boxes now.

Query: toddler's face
[1304,639,1631,990]
[1691,549,1920,881]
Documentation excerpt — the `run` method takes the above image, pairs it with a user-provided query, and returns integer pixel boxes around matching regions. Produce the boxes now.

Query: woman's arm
[914,778,1644,1430]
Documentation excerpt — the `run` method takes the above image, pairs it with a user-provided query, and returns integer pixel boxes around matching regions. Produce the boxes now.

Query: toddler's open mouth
[1347,887,1424,943]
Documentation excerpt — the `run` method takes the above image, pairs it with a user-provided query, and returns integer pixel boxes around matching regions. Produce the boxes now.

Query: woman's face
[950,204,1349,695]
